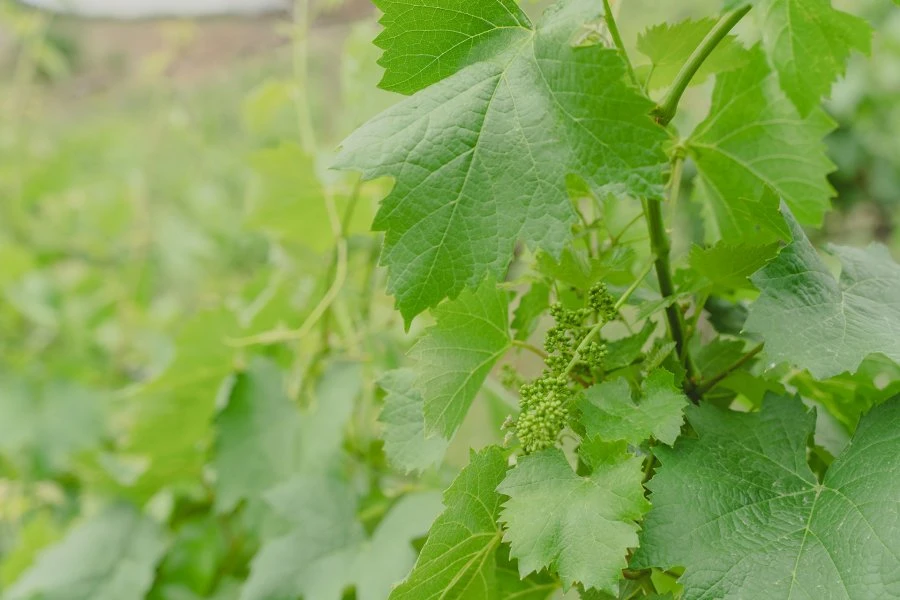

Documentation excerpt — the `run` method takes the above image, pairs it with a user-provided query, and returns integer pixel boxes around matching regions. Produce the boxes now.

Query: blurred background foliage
[0,0,896,598]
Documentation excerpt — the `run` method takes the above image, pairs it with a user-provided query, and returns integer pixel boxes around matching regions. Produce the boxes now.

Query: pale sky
[21,0,290,17]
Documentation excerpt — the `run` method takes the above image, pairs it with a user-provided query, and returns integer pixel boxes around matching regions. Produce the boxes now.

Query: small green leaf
[758,0,872,115]
[335,0,667,321]
[512,282,550,342]
[634,395,900,599]
[390,447,509,600]
[212,358,301,513]
[746,209,900,379]
[412,280,511,438]
[579,370,687,446]
[636,18,749,90]
[7,506,167,600]
[498,448,648,593]
[688,47,833,239]
[689,241,779,290]
[378,368,449,473]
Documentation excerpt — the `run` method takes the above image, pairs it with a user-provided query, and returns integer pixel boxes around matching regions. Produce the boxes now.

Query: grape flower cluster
[511,283,617,452]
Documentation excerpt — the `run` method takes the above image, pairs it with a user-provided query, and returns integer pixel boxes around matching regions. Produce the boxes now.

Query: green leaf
[636,18,748,91]
[746,209,900,379]
[689,241,779,290]
[498,448,649,593]
[389,447,507,600]
[124,310,236,498]
[579,370,688,446]
[0,377,105,475]
[688,47,833,239]
[7,506,167,600]
[412,280,511,438]
[378,368,449,473]
[512,281,550,342]
[212,358,301,513]
[634,396,900,599]
[374,0,533,94]
[758,0,872,115]
[335,0,667,321]
[243,476,441,600]
[247,142,330,252]
[602,320,656,373]
[242,474,361,600]
[298,361,363,471]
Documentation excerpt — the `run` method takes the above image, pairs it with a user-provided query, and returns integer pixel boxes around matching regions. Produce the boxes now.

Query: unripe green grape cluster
[514,283,616,452]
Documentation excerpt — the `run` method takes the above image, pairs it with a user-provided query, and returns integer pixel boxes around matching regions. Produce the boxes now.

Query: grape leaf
[602,320,656,373]
[247,143,330,252]
[6,505,167,600]
[391,447,519,599]
[374,0,532,94]
[124,310,236,498]
[688,47,833,240]
[512,281,550,342]
[242,476,441,600]
[0,377,105,475]
[745,209,900,379]
[299,360,364,471]
[757,0,871,115]
[212,358,301,513]
[578,370,688,446]
[689,241,779,290]
[378,368,449,473]
[334,0,668,321]
[636,18,748,91]
[634,395,900,599]
[412,280,511,438]
[498,448,648,593]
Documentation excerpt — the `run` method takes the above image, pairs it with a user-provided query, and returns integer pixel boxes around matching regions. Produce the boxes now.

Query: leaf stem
[602,0,640,88]
[512,339,549,360]
[691,342,765,400]
[563,259,654,375]
[654,5,751,125]
[643,154,696,387]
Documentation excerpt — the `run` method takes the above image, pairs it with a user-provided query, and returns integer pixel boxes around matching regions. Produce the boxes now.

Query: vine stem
[690,342,765,400]
[564,259,655,375]
[512,339,549,360]
[654,5,752,126]
[602,0,639,88]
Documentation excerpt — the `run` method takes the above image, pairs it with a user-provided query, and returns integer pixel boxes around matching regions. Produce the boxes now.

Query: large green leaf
[746,210,900,379]
[411,280,510,438]
[6,506,167,600]
[634,396,900,599]
[757,0,871,115]
[498,449,648,593]
[378,368,449,473]
[335,0,667,321]
[688,47,833,240]
[390,447,556,600]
